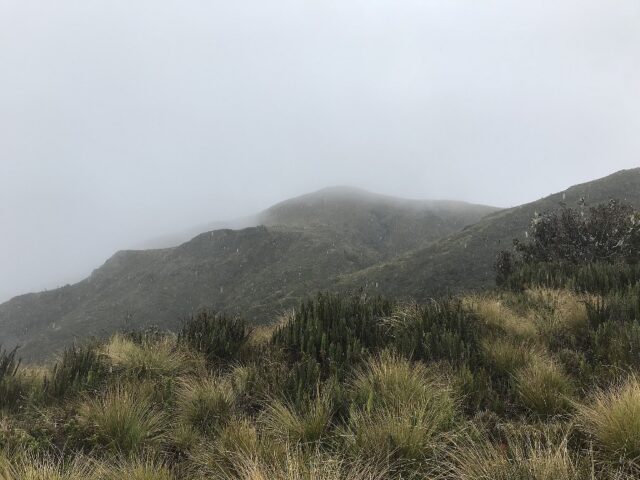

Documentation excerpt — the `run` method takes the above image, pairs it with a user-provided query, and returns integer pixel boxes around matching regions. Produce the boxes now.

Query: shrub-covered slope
[0,188,496,361]
[4,197,640,478]
[341,168,640,298]
[3,283,640,479]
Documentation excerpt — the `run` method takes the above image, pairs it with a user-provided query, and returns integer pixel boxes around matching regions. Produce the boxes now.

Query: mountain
[136,216,259,250]
[0,187,497,360]
[339,168,640,299]
[258,186,497,258]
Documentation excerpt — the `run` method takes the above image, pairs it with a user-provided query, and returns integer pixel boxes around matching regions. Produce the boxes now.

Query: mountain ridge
[0,188,498,360]
[338,168,640,299]
[2,169,638,361]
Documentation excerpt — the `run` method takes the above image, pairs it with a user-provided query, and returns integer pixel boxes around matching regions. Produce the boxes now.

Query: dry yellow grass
[102,334,205,378]
[481,337,537,375]
[515,356,575,416]
[213,447,388,480]
[526,289,590,338]
[0,454,98,480]
[466,296,538,340]
[446,432,586,480]
[577,376,640,464]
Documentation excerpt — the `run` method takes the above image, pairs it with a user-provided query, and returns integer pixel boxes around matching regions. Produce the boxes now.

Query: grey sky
[1,0,639,301]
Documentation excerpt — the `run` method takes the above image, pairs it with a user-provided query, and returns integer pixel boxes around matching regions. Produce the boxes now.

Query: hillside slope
[0,188,497,360]
[340,168,640,299]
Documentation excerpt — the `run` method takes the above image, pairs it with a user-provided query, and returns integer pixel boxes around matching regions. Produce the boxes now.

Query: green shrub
[390,299,484,365]
[272,293,391,373]
[178,310,250,365]
[0,347,23,411]
[44,342,107,400]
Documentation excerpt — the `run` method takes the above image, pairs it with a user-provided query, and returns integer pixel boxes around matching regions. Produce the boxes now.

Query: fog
[1,0,639,302]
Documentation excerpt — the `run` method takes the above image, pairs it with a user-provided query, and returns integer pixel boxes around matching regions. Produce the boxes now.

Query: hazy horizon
[2,0,639,301]
[0,168,635,302]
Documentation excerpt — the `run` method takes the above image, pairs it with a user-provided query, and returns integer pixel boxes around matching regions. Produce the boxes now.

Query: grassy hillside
[3,284,640,478]
[0,188,496,361]
[341,168,640,299]
[3,183,640,478]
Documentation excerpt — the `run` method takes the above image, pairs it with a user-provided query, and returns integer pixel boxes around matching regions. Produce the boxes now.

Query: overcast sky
[1,0,639,301]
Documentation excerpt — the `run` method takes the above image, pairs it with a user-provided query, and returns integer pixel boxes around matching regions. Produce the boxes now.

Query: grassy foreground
[2,284,640,479]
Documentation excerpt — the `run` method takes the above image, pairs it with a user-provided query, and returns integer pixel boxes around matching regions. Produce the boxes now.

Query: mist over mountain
[340,168,640,298]
[0,187,497,360]
[1,169,639,361]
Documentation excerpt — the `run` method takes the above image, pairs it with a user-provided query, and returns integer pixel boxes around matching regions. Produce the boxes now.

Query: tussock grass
[341,405,450,467]
[212,446,388,480]
[481,337,536,375]
[342,352,457,464]
[103,334,203,378]
[515,356,575,416]
[5,287,640,479]
[577,376,640,465]
[98,454,175,480]
[216,416,260,456]
[0,453,98,480]
[350,351,456,414]
[468,296,538,340]
[445,428,587,480]
[527,289,590,342]
[190,416,263,478]
[76,384,166,454]
[177,376,236,436]
[259,394,333,446]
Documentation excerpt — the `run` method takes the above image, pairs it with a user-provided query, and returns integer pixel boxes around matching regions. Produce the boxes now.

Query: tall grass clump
[259,393,333,446]
[76,384,166,454]
[189,417,261,478]
[212,446,388,480]
[481,337,534,375]
[341,352,457,467]
[103,334,202,379]
[469,296,537,340]
[176,376,236,436]
[526,289,590,350]
[515,356,575,416]
[0,453,98,480]
[445,427,586,480]
[99,454,175,480]
[577,376,640,465]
